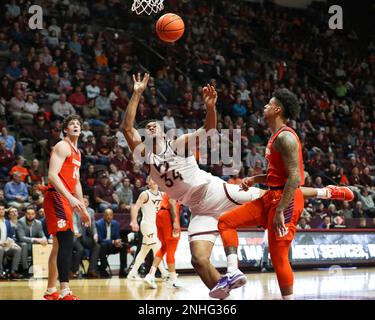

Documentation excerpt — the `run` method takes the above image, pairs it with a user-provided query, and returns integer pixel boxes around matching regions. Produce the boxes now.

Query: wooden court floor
[1,268,375,300]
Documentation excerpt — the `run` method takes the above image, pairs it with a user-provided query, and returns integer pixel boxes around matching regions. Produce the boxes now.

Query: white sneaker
[144,274,157,289]
[167,274,182,289]
[127,272,142,281]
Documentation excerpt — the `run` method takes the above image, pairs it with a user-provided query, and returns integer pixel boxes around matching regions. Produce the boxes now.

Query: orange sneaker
[59,292,79,300]
[325,185,354,201]
[43,291,60,300]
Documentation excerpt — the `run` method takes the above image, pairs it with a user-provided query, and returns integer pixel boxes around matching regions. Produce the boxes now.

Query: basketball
[156,13,185,43]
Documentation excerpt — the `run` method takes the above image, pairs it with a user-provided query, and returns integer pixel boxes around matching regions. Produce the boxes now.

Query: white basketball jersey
[140,189,163,224]
[145,140,215,204]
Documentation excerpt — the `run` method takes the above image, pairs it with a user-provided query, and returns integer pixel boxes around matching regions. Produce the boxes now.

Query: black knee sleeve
[56,230,74,283]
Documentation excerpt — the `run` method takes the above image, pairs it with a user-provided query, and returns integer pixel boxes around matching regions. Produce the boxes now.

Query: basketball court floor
[1,267,375,300]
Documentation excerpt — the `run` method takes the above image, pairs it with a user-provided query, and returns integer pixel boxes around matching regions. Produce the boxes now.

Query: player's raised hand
[202,84,217,109]
[133,73,150,94]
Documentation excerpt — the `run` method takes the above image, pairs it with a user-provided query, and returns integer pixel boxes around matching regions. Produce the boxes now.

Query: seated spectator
[0,140,15,179]
[107,110,121,135]
[94,173,119,212]
[28,158,46,185]
[0,127,17,155]
[9,156,30,182]
[338,167,349,185]
[350,186,375,218]
[318,216,333,229]
[127,163,146,186]
[297,217,311,230]
[232,95,247,119]
[7,207,19,236]
[86,79,101,100]
[5,60,21,81]
[71,205,100,279]
[52,93,76,121]
[313,176,324,189]
[68,86,87,113]
[9,89,34,124]
[349,167,361,185]
[358,217,368,229]
[163,109,176,131]
[4,172,31,210]
[96,135,112,165]
[353,201,365,218]
[96,208,127,278]
[360,167,374,187]
[115,178,134,212]
[80,122,94,142]
[0,204,22,279]
[95,88,112,118]
[17,206,47,277]
[83,99,103,127]
[59,72,73,93]
[338,201,353,219]
[110,147,131,172]
[24,94,39,116]
[109,163,126,189]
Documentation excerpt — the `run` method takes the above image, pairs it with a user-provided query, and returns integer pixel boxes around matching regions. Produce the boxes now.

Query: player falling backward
[126,176,170,283]
[43,115,91,300]
[121,73,353,299]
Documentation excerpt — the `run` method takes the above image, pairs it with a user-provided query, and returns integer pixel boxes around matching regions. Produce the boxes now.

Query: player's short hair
[62,115,83,134]
[137,118,159,130]
[272,89,300,120]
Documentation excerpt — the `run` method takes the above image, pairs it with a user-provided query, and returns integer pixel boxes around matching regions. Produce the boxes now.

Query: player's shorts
[140,220,158,245]
[187,177,261,243]
[43,189,74,236]
[219,187,304,244]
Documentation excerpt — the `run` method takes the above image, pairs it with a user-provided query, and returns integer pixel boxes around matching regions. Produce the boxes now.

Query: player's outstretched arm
[172,84,217,154]
[120,73,149,152]
[129,191,148,232]
[273,131,301,237]
[48,141,86,214]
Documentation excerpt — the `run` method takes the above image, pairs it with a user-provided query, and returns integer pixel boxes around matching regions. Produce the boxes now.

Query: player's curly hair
[273,89,300,120]
[62,114,83,133]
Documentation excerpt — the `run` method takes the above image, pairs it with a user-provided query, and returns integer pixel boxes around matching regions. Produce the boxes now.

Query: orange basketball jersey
[48,140,81,194]
[265,126,304,187]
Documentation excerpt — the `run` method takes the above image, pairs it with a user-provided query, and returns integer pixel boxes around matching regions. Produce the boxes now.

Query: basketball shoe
[144,274,157,289]
[166,273,182,289]
[127,271,143,281]
[209,270,247,299]
[59,292,79,300]
[324,185,354,201]
[43,291,60,300]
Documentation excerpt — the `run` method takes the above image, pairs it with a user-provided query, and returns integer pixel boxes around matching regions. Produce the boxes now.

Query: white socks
[316,188,329,198]
[131,245,151,274]
[46,287,57,294]
[149,266,157,277]
[227,254,238,273]
[282,294,294,300]
[60,288,71,298]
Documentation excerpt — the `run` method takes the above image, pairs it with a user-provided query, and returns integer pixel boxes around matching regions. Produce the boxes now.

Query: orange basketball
[156,13,185,43]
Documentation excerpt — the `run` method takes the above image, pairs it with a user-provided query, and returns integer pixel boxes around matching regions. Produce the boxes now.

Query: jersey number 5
[160,170,183,187]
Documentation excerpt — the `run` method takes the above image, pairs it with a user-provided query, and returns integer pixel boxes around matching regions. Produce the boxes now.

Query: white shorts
[187,178,261,242]
[140,221,158,245]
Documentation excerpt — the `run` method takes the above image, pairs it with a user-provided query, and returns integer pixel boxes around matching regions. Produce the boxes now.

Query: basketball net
[131,0,164,15]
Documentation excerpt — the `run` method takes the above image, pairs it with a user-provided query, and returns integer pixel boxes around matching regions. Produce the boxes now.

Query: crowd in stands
[0,0,374,278]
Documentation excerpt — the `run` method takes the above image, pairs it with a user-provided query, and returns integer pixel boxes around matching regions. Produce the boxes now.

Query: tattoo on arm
[274,131,301,211]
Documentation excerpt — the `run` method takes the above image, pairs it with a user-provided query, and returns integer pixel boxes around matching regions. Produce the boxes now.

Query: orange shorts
[44,190,74,236]
[219,188,304,242]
